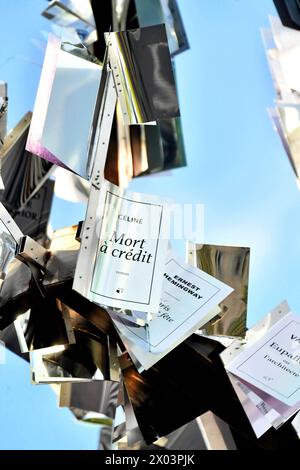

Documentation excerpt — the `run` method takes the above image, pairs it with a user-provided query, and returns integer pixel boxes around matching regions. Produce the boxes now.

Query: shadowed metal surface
[106,24,180,124]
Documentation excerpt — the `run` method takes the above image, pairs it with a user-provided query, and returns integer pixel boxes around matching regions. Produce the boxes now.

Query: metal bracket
[15,236,48,269]
[15,236,49,298]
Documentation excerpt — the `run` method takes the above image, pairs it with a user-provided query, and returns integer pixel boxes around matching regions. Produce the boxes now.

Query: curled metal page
[44,225,80,286]
[26,35,102,178]
[0,223,15,289]
[134,0,189,56]
[0,203,23,299]
[0,113,53,215]
[187,242,250,337]
[31,311,111,383]
[0,225,79,327]
[106,24,180,124]
[14,298,75,353]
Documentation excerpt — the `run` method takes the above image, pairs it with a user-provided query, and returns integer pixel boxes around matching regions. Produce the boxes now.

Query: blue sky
[1,0,300,449]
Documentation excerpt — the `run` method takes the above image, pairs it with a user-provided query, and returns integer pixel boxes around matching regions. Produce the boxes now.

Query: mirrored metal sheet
[133,117,186,176]
[59,380,120,416]
[104,63,185,184]
[90,0,114,60]
[187,242,250,337]
[30,320,110,383]
[73,180,170,313]
[26,34,102,178]
[116,416,206,450]
[104,113,186,187]
[44,225,80,287]
[0,113,53,215]
[14,298,75,353]
[121,333,256,444]
[122,380,147,448]
[106,24,180,124]
[0,203,23,299]
[54,167,89,203]
[42,0,97,45]
[14,179,54,243]
[134,0,189,56]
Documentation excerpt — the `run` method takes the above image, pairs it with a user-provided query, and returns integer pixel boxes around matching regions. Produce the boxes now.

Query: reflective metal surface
[14,179,54,243]
[134,0,189,56]
[42,0,97,45]
[54,167,90,203]
[26,35,102,178]
[187,242,250,337]
[14,298,75,353]
[0,224,117,334]
[104,111,186,187]
[121,334,255,444]
[0,113,53,215]
[131,116,186,177]
[106,24,180,124]
[30,310,112,383]
[0,203,23,298]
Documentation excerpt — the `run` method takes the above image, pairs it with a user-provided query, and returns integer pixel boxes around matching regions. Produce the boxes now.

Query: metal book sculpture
[0,0,300,452]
